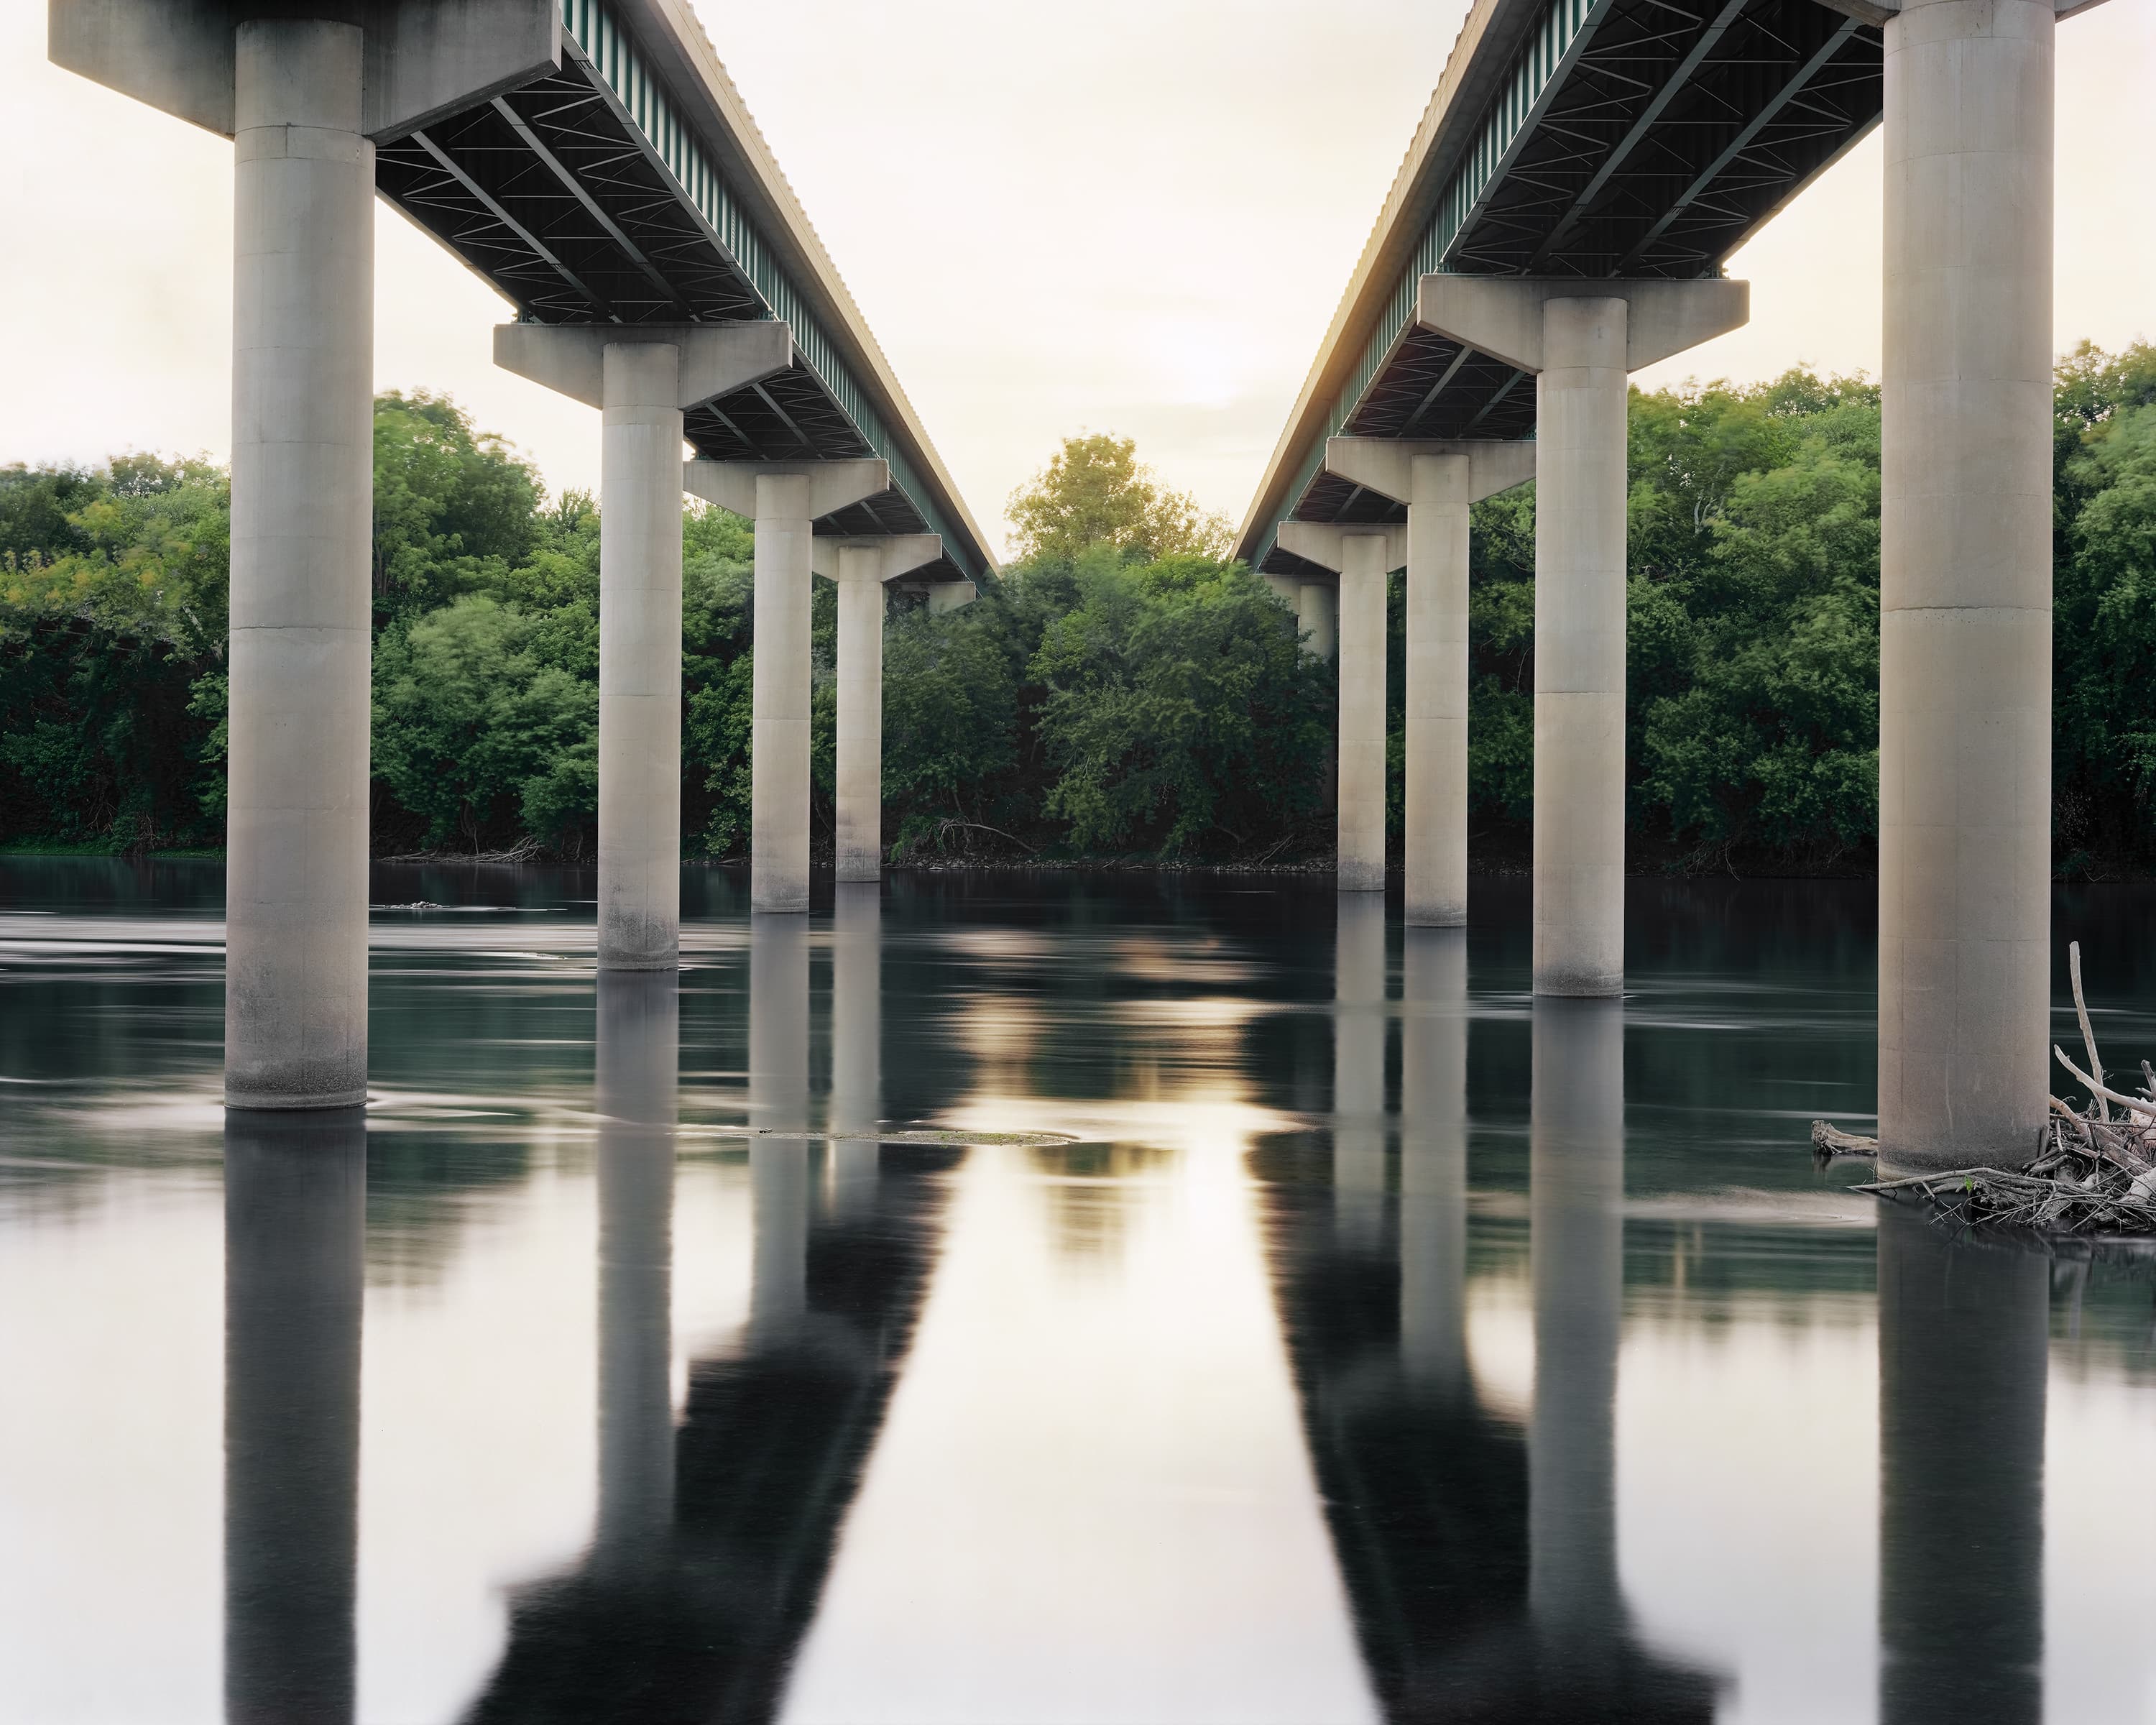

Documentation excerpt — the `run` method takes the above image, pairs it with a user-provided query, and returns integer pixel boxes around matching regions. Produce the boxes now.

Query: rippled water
[4,857,2155,1724]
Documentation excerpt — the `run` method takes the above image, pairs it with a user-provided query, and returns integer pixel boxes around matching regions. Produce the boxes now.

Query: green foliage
[1005,433,1232,562]
[370,595,598,850]
[2053,342,2156,869]
[372,391,543,617]
[1028,548,1330,852]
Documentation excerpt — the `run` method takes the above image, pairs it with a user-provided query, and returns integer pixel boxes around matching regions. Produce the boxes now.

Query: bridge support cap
[1324,436,1537,505]
[683,458,890,520]
[50,0,561,139]
[493,321,792,412]
[1416,275,1749,373]
[810,533,942,584]
[1275,520,1408,576]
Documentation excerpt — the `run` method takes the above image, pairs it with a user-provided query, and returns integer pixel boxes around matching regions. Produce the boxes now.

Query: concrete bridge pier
[810,535,943,882]
[496,323,789,965]
[49,1,561,1104]
[1877,0,2058,1169]
[1419,277,1748,995]
[683,461,890,912]
[1278,522,1407,893]
[1323,439,1536,926]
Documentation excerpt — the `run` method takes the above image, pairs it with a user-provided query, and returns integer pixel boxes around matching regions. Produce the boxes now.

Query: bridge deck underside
[375,44,962,568]
[1262,0,1881,579]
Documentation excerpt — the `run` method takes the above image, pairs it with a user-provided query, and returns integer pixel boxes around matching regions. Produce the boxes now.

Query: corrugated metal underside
[1259,0,1880,578]
[375,16,970,574]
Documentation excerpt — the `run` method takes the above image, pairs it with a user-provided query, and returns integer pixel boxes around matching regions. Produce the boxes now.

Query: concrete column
[1876,1201,2046,1723]
[1338,534,1391,893]
[834,548,885,883]
[749,913,809,1338]
[598,342,686,969]
[1528,998,1624,1644]
[1406,454,1473,927]
[829,880,881,1218]
[1416,275,1746,997]
[223,1109,364,1724]
[1297,580,1337,663]
[1333,892,1388,1250]
[224,18,372,1109]
[1878,0,2055,1169]
[1533,298,1631,998]
[1399,926,1468,1393]
[593,971,678,1562]
[752,475,814,913]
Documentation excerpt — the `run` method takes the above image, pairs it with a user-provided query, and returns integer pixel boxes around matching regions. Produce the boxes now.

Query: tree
[1005,433,1231,562]
[1028,548,1330,853]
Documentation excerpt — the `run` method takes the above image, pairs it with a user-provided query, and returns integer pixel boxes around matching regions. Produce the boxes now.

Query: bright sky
[2,1,2150,559]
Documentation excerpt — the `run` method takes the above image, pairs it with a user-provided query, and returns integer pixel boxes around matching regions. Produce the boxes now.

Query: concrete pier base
[224,19,373,1109]
[682,460,890,913]
[1325,438,1536,926]
[1877,0,2056,1169]
[1417,274,1748,995]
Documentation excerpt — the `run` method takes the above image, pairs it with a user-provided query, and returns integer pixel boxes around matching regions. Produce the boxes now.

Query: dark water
[4,858,2155,1724]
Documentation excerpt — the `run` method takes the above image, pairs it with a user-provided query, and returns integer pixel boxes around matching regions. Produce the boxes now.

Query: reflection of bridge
[1241,0,2106,1166]
[50,0,992,1108]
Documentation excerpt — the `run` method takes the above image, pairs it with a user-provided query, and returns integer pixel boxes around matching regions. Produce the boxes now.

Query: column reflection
[1877,1201,2046,1725]
[593,971,678,1566]
[223,1109,364,1725]
[1333,893,1388,1251]
[749,913,810,1340]
[1526,999,1714,1717]
[1399,928,1468,1396]
[826,882,882,1221]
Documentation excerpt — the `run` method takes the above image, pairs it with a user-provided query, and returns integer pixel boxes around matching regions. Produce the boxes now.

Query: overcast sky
[2,1,2150,558]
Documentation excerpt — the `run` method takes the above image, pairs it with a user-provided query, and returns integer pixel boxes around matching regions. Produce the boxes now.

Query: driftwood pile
[1823,942,2156,1240]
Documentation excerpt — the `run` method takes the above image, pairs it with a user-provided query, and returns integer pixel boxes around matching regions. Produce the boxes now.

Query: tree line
[3,343,2153,874]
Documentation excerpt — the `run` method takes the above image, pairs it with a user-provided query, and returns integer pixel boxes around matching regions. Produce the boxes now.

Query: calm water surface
[4,860,2156,1724]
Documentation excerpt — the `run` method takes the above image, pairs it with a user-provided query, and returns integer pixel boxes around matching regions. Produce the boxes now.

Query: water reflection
[1526,1001,1711,1716]
[224,1110,364,1725]
[1876,1201,2047,1724]
[1334,895,1388,1251]
[594,973,678,1562]
[468,923,954,1722]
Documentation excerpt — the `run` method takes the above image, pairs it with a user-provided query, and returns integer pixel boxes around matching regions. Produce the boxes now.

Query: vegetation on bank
[3,344,2153,873]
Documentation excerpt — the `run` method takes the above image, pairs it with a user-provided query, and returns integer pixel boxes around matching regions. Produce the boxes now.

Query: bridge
[1241,0,2105,1167]
[50,0,994,1110]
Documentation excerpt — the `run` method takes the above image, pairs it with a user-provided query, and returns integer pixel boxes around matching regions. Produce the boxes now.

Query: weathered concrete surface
[224,19,372,1108]
[502,326,787,966]
[1877,0,2055,1170]
[48,0,559,141]
[1277,521,1408,893]
[811,534,941,882]
[682,460,888,913]
[1417,277,1747,995]
[1325,437,1535,926]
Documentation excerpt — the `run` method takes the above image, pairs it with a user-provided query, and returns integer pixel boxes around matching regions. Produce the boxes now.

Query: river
[2,857,2152,1722]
